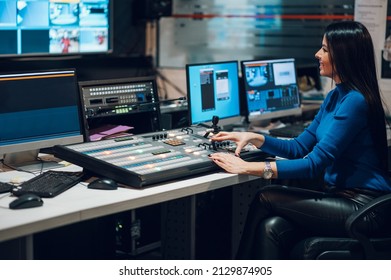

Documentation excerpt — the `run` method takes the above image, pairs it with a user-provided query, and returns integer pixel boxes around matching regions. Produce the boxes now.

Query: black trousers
[236,184,390,259]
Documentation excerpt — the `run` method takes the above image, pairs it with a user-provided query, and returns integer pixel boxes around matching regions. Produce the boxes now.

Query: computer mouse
[87,178,118,190]
[9,194,43,210]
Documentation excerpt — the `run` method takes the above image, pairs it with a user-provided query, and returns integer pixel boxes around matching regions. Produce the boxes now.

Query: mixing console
[53,126,269,188]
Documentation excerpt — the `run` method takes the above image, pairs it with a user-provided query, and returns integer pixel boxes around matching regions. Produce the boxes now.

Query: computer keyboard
[0,181,14,194]
[11,170,85,198]
[268,123,309,138]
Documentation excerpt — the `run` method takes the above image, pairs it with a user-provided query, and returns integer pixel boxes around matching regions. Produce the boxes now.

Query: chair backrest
[291,193,391,260]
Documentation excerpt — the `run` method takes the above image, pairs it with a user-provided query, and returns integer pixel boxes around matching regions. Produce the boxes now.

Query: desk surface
[0,164,260,243]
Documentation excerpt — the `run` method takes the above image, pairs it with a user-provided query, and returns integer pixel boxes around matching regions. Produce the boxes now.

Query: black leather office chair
[290,192,391,259]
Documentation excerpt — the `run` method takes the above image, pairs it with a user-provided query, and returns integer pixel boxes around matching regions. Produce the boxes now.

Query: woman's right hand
[211,131,265,156]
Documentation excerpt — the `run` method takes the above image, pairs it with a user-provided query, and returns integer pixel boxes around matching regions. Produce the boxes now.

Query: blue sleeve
[261,94,328,159]
[261,121,320,178]
[261,91,368,179]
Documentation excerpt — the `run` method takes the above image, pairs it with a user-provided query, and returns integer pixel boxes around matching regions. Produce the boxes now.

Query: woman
[208,21,391,259]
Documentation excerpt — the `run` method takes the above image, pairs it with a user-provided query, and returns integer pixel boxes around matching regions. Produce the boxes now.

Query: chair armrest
[345,193,391,258]
[346,193,391,234]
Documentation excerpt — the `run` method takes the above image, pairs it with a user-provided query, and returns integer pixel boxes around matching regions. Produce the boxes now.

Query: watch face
[263,170,273,179]
[263,161,273,179]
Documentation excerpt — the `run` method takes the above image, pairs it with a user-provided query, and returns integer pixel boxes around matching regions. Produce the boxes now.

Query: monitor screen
[0,0,112,57]
[186,60,242,128]
[241,58,302,123]
[0,69,84,171]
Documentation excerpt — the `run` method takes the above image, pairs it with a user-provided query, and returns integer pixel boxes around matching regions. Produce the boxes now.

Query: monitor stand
[3,150,63,172]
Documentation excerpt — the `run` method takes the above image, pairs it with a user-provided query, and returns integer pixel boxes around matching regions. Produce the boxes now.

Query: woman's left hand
[209,152,254,174]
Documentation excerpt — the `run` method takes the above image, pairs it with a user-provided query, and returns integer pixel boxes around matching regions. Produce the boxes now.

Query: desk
[0,165,267,259]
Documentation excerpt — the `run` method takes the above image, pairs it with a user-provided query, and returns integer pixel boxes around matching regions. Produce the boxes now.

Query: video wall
[0,0,111,56]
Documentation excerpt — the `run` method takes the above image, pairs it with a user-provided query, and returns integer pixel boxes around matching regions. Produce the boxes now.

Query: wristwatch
[262,161,273,179]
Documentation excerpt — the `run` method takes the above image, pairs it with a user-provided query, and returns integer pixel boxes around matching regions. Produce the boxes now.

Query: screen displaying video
[0,0,111,56]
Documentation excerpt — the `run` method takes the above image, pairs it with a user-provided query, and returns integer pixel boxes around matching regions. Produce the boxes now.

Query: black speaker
[134,0,172,20]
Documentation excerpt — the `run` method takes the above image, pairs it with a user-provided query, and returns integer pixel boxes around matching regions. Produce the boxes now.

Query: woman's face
[315,36,340,83]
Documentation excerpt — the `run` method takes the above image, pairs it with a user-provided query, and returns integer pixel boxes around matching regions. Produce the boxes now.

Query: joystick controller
[204,116,221,146]
[211,115,221,134]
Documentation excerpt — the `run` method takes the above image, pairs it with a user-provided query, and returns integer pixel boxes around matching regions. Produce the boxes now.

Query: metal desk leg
[25,235,34,260]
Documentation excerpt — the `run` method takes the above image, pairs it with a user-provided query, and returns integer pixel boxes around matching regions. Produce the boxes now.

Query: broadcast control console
[53,126,269,188]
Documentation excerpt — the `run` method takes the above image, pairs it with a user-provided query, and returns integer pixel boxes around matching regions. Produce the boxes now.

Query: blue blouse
[261,84,391,192]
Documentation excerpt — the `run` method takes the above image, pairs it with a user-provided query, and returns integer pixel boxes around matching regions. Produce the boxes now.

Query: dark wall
[0,0,153,81]
[112,0,147,57]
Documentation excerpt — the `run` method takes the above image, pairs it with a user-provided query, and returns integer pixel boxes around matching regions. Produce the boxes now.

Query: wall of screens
[0,0,112,57]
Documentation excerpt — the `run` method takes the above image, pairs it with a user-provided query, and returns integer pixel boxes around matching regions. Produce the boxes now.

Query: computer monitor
[186,60,242,129]
[0,69,84,171]
[241,58,302,124]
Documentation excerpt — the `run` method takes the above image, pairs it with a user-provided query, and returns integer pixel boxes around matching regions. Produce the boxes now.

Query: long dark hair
[324,20,388,172]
